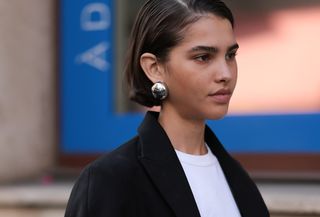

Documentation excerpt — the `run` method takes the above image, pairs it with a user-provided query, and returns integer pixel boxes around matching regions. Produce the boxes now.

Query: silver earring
[151,81,168,100]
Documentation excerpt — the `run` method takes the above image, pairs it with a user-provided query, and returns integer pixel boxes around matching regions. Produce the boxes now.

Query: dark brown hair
[125,0,234,107]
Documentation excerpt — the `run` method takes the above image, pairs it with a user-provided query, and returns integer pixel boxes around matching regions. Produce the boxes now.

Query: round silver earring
[151,81,168,100]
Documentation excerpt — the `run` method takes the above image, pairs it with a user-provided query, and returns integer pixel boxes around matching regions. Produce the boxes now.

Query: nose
[214,60,234,83]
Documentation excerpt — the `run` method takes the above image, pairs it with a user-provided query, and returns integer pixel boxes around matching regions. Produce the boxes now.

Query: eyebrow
[228,43,240,52]
[190,43,239,53]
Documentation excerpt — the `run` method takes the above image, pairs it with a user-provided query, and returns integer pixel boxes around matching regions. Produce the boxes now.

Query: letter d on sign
[81,3,111,31]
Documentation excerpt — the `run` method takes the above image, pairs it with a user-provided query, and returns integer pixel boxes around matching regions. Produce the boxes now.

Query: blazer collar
[137,111,228,161]
[137,111,257,217]
[137,111,201,217]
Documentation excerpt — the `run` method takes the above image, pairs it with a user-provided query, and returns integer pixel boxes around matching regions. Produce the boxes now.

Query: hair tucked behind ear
[125,0,234,107]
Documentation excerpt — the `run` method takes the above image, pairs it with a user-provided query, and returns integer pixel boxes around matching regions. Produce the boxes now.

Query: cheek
[164,60,208,97]
[165,64,190,90]
[167,75,191,95]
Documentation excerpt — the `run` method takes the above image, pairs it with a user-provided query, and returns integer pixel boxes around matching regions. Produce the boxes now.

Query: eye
[226,50,238,61]
[194,54,211,63]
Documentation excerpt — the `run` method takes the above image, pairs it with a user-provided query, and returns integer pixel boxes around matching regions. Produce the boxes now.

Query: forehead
[177,14,236,49]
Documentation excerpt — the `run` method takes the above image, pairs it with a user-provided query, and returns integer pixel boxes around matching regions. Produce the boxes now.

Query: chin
[207,113,227,120]
[205,108,229,120]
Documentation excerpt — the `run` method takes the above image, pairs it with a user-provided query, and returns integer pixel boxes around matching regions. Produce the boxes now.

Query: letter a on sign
[76,42,110,72]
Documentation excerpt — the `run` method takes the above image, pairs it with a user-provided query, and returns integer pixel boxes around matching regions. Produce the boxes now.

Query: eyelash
[194,51,238,63]
[226,51,238,60]
[194,54,211,62]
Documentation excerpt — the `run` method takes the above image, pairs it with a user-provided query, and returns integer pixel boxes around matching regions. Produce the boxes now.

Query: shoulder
[87,135,140,181]
[65,136,141,217]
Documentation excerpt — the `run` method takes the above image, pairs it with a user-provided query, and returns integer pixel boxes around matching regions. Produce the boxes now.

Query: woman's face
[161,14,238,120]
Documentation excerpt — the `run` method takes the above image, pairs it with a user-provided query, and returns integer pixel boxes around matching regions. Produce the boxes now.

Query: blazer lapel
[204,126,268,217]
[137,112,201,217]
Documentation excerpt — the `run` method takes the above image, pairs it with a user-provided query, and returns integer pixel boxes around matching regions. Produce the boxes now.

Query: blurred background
[0,0,319,216]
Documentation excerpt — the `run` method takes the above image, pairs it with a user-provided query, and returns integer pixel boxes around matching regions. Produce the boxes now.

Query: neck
[157,105,207,155]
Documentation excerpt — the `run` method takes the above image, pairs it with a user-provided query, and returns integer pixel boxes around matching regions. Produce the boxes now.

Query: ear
[140,53,165,83]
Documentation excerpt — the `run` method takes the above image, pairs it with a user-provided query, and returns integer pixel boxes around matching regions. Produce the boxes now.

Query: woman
[65,0,270,216]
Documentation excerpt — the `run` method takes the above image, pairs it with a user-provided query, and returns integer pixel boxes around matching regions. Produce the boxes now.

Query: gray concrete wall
[0,0,56,182]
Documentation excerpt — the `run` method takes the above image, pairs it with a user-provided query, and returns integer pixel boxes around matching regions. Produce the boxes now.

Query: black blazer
[65,111,269,217]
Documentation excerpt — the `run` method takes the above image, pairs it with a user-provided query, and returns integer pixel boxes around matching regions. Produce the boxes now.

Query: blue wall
[60,0,320,154]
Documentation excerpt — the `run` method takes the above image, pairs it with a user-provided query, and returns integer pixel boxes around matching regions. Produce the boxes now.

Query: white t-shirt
[175,146,241,217]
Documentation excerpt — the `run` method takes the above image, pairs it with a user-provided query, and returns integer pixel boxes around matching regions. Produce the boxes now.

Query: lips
[208,89,232,104]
